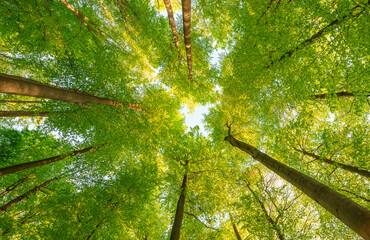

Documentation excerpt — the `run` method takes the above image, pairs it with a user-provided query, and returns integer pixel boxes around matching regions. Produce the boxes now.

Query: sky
[180,104,212,136]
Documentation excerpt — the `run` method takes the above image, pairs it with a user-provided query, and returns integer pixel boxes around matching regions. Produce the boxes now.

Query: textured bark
[295,148,370,179]
[163,0,180,50]
[0,145,101,176]
[0,177,58,213]
[0,73,145,112]
[225,134,370,239]
[0,111,50,118]
[246,183,285,240]
[170,174,187,240]
[181,0,193,81]
[313,91,370,99]
[266,3,368,69]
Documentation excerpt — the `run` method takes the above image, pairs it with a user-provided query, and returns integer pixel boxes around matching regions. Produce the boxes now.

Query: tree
[225,132,370,239]
[0,0,369,239]
[0,73,144,112]
[0,145,102,176]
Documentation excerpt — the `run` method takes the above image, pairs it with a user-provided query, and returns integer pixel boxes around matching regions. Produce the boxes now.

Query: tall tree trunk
[0,111,50,117]
[170,174,187,240]
[295,148,370,179]
[266,3,368,69]
[313,91,370,99]
[163,0,180,51]
[181,0,193,81]
[0,145,101,176]
[245,182,285,240]
[0,73,144,112]
[225,134,370,239]
[229,213,242,240]
[0,177,58,213]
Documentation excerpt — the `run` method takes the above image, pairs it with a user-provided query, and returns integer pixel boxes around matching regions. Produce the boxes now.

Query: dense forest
[0,0,369,239]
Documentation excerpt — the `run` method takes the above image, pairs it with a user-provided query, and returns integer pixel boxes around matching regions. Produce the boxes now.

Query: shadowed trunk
[225,134,370,239]
[163,0,180,51]
[170,174,187,240]
[313,91,370,99]
[0,111,50,117]
[0,73,145,112]
[295,148,370,178]
[246,182,285,240]
[0,177,58,214]
[0,145,101,176]
[181,0,193,81]
[266,3,368,69]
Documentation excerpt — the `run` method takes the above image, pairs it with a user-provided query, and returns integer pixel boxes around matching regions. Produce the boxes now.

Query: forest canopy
[0,0,369,239]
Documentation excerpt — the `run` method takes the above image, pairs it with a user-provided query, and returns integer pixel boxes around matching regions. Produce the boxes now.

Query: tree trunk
[181,0,193,81]
[295,148,370,179]
[225,134,370,239]
[0,111,50,117]
[163,0,180,50]
[266,3,368,69]
[0,145,101,176]
[246,182,285,240]
[0,73,144,112]
[170,174,187,240]
[0,100,42,103]
[313,91,370,99]
[229,213,242,240]
[0,177,58,214]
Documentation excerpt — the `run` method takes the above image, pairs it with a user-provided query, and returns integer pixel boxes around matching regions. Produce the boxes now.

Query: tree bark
[0,111,50,118]
[266,3,368,69]
[170,174,187,240]
[295,148,370,179]
[313,91,370,99]
[0,145,101,176]
[0,177,58,214]
[0,73,145,112]
[181,0,193,81]
[163,0,180,50]
[225,134,370,239]
[246,182,285,240]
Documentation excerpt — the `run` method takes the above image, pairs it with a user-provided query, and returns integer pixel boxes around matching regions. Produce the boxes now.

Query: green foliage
[0,0,368,239]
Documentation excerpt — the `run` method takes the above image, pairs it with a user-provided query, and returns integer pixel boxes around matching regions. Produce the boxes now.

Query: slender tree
[229,213,242,240]
[0,73,145,112]
[225,132,370,239]
[0,177,58,214]
[0,145,101,176]
[266,3,368,69]
[294,148,370,178]
[170,174,188,240]
[163,0,180,54]
[245,181,285,240]
[181,0,193,81]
